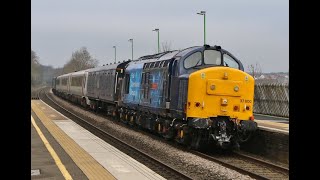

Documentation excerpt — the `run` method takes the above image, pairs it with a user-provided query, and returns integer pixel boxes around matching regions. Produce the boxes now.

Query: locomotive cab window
[204,50,221,65]
[223,54,240,69]
[184,52,202,69]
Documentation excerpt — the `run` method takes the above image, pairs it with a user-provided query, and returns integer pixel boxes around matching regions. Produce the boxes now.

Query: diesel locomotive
[52,45,257,150]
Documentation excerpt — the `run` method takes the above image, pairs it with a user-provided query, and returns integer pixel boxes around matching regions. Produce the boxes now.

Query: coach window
[223,54,240,69]
[204,50,221,65]
[184,52,202,69]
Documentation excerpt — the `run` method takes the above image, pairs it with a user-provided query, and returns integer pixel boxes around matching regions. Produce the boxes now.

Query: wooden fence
[253,83,289,117]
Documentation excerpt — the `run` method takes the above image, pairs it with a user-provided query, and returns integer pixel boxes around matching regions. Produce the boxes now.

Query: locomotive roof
[57,73,71,79]
[70,69,88,76]
[56,45,240,78]
[56,61,130,78]
[56,69,87,79]
[134,45,227,63]
[175,45,238,58]
[137,50,178,61]
[175,46,202,57]
[128,45,227,67]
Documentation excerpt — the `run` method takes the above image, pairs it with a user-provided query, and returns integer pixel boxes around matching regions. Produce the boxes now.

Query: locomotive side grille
[177,79,188,110]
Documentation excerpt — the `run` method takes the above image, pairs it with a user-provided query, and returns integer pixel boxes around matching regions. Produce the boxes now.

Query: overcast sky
[31,0,288,73]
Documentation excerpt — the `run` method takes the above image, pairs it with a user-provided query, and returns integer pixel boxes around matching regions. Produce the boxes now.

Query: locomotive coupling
[187,118,213,129]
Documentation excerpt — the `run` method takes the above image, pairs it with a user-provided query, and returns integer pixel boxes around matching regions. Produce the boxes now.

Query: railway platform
[31,99,165,180]
[239,114,289,165]
[31,113,87,180]
[254,114,289,134]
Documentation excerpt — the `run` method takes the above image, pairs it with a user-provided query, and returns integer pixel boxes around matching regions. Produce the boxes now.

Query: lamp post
[128,39,133,60]
[152,28,160,53]
[113,46,116,63]
[197,11,206,45]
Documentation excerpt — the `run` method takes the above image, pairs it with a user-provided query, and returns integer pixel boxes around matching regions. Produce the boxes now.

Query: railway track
[38,87,193,180]
[31,87,41,99]
[37,87,289,180]
[191,150,289,180]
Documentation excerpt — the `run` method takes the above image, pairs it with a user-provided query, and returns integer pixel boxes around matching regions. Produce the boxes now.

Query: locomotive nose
[186,66,254,121]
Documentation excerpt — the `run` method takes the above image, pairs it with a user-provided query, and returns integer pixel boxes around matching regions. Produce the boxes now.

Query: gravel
[49,92,255,180]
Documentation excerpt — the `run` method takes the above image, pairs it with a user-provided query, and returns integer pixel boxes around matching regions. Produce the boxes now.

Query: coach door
[82,74,86,96]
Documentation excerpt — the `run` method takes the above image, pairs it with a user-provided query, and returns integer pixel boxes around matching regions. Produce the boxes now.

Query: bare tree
[53,67,64,76]
[247,62,262,79]
[31,50,42,86]
[63,47,99,73]
[161,41,172,52]
[31,50,39,64]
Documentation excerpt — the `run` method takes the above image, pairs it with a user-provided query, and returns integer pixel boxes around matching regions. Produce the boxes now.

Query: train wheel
[129,115,135,126]
[175,126,191,146]
[162,124,175,140]
[237,130,252,143]
[190,129,207,151]
[92,102,98,113]
[112,110,116,118]
[81,98,84,107]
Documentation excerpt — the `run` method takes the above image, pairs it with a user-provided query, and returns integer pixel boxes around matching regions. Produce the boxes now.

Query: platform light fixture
[197,11,206,45]
[113,46,116,63]
[152,28,160,53]
[128,39,133,60]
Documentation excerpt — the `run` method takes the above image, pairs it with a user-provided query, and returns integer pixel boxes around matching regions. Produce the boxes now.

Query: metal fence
[253,83,289,117]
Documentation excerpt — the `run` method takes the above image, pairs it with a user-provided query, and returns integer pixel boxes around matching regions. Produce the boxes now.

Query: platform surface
[32,99,165,180]
[254,114,289,134]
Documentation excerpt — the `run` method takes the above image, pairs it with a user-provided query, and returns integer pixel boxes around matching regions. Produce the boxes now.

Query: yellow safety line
[31,115,73,180]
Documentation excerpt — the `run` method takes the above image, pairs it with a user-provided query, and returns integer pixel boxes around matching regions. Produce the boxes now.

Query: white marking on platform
[41,107,46,110]
[49,114,56,118]
[254,113,289,120]
[259,126,289,134]
[54,120,165,180]
[31,169,40,176]
[256,119,288,122]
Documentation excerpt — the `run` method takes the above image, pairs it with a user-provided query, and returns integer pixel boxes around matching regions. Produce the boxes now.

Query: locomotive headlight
[234,86,239,92]
[221,98,228,105]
